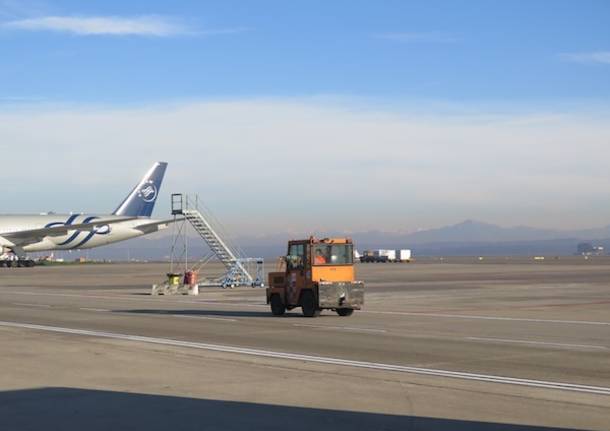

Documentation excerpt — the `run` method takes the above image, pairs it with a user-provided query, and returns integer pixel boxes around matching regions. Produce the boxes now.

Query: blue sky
[0,1,609,233]
[1,0,609,103]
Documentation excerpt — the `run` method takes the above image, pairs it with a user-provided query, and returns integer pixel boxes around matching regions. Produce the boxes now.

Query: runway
[1,260,609,430]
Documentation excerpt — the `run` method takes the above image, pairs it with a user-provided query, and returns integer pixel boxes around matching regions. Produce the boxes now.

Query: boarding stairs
[183,209,253,286]
[171,194,259,287]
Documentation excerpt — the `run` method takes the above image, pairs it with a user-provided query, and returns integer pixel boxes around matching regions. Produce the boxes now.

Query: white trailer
[396,249,412,262]
[375,249,396,261]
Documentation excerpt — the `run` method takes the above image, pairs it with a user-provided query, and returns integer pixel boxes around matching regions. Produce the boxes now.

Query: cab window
[287,243,305,269]
[312,244,353,265]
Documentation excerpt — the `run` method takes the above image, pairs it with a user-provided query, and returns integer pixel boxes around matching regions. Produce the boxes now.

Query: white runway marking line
[1,320,609,396]
[466,337,608,351]
[79,308,110,312]
[12,303,51,308]
[293,323,386,333]
[363,310,610,326]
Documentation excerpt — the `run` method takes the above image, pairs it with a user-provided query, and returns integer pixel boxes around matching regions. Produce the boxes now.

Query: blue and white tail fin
[113,162,167,217]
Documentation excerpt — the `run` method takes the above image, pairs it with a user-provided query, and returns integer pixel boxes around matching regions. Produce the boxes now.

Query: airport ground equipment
[360,249,411,263]
[152,271,200,296]
[360,249,395,263]
[165,193,264,288]
[396,249,412,262]
[266,237,364,317]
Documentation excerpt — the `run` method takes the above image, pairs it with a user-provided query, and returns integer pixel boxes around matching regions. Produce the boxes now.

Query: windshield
[312,243,353,265]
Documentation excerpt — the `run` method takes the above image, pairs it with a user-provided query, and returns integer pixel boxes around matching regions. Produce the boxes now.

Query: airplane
[0,161,172,267]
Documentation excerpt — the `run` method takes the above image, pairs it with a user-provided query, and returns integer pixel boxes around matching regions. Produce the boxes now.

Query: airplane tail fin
[113,162,167,217]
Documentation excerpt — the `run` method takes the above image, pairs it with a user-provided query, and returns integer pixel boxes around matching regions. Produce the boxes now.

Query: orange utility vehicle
[266,237,364,317]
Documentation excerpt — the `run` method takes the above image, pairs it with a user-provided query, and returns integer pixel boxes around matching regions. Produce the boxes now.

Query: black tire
[301,291,320,317]
[25,260,35,268]
[6,260,14,268]
[336,308,354,317]
[270,294,286,316]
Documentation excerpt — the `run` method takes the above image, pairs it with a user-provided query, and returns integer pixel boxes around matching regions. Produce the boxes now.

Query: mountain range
[67,220,610,261]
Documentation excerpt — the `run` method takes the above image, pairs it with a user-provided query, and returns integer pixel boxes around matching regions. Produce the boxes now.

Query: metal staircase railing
[173,194,253,286]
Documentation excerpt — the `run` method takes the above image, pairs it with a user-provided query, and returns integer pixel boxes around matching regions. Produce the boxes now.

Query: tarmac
[0,258,609,430]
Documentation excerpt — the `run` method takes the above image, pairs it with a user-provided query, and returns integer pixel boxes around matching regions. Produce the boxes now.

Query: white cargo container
[373,249,396,261]
[396,249,412,262]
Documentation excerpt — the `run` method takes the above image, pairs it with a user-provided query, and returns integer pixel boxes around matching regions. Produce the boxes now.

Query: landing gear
[1,246,35,268]
[0,258,35,268]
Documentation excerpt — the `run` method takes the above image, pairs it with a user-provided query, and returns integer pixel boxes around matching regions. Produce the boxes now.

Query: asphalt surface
[1,259,609,430]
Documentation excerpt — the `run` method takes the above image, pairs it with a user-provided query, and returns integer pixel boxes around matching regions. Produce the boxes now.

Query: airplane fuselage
[0,214,162,252]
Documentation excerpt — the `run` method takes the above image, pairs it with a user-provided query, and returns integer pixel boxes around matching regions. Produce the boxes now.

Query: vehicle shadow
[115,308,307,318]
[0,387,584,431]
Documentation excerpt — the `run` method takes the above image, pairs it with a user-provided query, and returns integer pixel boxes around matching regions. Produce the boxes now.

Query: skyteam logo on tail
[138,180,158,203]
[113,161,167,217]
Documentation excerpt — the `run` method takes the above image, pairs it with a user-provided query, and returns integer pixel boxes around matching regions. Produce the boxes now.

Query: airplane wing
[2,217,137,246]
[134,218,183,235]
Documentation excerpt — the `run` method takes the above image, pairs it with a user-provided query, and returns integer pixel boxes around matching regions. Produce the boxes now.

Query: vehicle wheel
[6,260,14,268]
[270,294,286,316]
[301,291,320,317]
[25,260,35,268]
[336,308,354,317]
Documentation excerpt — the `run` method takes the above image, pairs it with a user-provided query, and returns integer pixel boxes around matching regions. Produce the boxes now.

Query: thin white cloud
[374,32,458,43]
[0,100,609,232]
[559,51,610,64]
[3,15,191,36]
